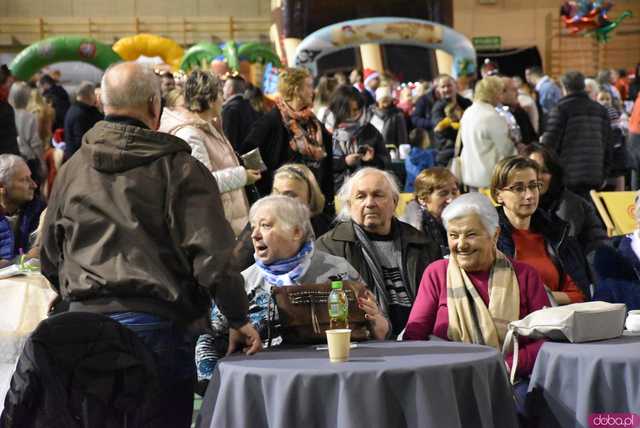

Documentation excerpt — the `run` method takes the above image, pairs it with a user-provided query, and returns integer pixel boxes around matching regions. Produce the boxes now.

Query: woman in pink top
[404,192,550,378]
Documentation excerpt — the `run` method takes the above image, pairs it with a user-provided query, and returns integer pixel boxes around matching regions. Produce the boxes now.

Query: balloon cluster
[560,1,632,42]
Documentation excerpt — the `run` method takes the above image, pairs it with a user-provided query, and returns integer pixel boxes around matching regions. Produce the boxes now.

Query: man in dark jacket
[0,154,44,265]
[63,81,103,161]
[221,75,258,152]
[431,75,472,166]
[501,76,537,146]
[541,71,612,200]
[41,61,261,428]
[0,100,19,155]
[38,74,70,132]
[411,83,440,132]
[316,168,441,336]
[0,66,19,155]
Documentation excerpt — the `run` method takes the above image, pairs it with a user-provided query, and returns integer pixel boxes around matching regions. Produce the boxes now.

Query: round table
[528,332,640,428]
[0,273,56,414]
[197,340,518,428]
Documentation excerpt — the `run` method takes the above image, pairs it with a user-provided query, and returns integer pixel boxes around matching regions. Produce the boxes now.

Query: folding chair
[589,190,637,237]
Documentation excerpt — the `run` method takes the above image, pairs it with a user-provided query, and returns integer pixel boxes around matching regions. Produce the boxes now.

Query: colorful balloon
[560,1,630,42]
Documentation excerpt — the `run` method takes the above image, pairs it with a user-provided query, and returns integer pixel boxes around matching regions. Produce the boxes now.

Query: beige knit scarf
[447,250,520,351]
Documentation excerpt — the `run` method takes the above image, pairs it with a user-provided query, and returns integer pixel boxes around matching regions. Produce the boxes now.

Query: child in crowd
[404,128,436,192]
[433,101,463,134]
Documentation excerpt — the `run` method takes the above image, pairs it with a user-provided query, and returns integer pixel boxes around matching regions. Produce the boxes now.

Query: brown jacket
[41,118,249,328]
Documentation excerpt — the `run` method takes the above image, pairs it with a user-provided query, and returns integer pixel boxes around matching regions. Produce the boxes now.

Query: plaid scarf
[276,97,326,161]
[446,250,520,351]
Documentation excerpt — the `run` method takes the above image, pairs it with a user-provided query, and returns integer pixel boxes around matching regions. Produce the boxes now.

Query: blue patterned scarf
[255,241,315,286]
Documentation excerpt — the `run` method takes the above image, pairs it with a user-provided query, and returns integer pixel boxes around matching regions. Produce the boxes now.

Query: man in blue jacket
[0,154,44,266]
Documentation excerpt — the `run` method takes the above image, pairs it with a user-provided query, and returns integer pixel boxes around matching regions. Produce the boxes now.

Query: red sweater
[404,258,550,377]
[512,229,584,303]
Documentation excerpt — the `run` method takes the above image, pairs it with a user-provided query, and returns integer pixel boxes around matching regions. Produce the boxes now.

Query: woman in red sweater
[404,192,550,378]
[492,156,589,304]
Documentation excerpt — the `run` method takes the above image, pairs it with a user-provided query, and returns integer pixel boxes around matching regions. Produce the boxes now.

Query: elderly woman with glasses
[492,156,590,305]
[196,195,389,386]
[404,192,550,379]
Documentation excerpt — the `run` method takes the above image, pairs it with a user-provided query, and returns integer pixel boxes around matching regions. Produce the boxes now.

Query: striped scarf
[446,250,520,351]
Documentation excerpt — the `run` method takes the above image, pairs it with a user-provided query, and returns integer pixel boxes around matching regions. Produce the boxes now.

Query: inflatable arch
[9,36,121,81]
[180,42,224,71]
[293,17,477,78]
[180,41,281,72]
[113,34,184,70]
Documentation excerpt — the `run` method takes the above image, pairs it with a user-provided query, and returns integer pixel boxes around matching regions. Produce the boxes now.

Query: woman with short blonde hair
[273,163,325,216]
[473,75,505,105]
[459,76,516,188]
[278,68,312,103]
[242,67,333,203]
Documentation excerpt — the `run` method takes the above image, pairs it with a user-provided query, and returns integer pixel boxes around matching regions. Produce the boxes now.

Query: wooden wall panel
[71,0,136,17]
[1,0,270,17]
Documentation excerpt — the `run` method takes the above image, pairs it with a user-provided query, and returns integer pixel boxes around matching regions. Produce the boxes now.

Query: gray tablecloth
[528,332,640,428]
[197,340,518,428]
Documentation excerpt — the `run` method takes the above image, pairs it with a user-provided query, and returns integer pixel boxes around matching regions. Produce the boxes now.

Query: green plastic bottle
[328,280,349,330]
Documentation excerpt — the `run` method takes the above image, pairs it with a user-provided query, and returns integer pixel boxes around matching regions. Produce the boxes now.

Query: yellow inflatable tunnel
[113,34,184,70]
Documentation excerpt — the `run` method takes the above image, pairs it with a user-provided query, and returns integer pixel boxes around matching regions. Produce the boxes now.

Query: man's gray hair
[441,192,499,236]
[336,167,400,221]
[100,62,160,108]
[0,154,26,186]
[249,195,314,241]
[561,71,585,94]
[8,82,31,110]
[76,81,96,100]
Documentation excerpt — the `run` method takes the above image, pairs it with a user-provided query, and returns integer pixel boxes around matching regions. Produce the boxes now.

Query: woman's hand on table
[358,289,390,340]
[227,322,263,356]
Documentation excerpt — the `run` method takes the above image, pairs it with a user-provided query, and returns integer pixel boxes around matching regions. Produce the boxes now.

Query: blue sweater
[404,147,436,192]
[0,197,46,260]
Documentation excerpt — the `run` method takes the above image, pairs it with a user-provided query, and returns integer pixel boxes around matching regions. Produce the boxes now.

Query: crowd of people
[0,56,639,426]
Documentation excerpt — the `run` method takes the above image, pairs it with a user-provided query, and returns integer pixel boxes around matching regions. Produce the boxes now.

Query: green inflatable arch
[9,36,122,81]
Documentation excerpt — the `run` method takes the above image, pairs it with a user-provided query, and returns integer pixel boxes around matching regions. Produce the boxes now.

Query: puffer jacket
[0,197,46,260]
[497,207,591,298]
[368,105,408,147]
[159,107,249,236]
[1,312,159,428]
[541,92,612,190]
[41,117,249,328]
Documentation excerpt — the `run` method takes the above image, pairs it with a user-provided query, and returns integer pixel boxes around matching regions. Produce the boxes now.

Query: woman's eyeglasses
[501,181,543,194]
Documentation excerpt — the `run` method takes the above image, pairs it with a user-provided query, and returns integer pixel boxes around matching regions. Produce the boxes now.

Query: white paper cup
[626,310,640,332]
[326,329,351,362]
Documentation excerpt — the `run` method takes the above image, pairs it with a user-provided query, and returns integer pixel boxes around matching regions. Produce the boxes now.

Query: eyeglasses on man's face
[501,181,543,194]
